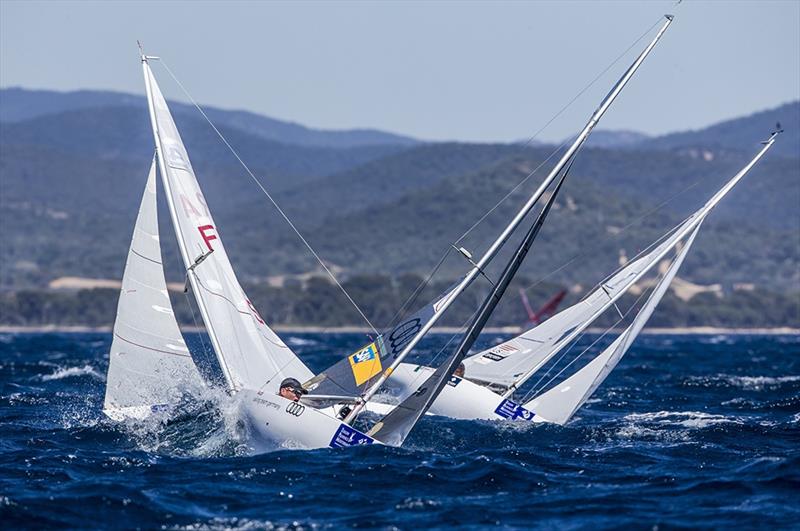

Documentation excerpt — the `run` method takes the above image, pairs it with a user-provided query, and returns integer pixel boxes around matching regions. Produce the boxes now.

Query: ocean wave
[724,375,800,389]
[623,410,743,429]
[41,364,104,382]
[286,337,319,347]
[686,374,800,390]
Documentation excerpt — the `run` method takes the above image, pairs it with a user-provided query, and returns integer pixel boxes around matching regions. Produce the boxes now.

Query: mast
[500,132,779,399]
[368,159,573,443]
[141,55,236,390]
[345,15,674,423]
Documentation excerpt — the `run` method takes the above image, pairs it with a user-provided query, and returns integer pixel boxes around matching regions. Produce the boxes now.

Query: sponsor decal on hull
[494,399,534,421]
[285,402,305,417]
[329,424,375,448]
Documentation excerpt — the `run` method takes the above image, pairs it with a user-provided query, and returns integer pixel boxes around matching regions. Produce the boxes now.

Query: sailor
[453,362,466,379]
[278,377,307,402]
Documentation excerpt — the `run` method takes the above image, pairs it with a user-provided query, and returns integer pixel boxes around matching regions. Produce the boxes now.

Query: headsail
[526,224,702,424]
[142,61,313,392]
[103,159,205,420]
[465,131,780,395]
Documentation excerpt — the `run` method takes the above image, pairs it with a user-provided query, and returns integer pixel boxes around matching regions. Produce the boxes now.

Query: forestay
[143,63,313,392]
[526,224,701,424]
[103,160,205,420]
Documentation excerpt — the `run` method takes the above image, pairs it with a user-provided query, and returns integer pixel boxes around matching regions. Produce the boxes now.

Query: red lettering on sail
[180,194,202,218]
[196,193,210,216]
[198,225,217,251]
[247,299,265,325]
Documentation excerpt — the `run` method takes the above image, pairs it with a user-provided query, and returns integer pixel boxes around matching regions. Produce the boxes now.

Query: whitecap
[286,337,318,347]
[41,364,104,382]
[623,410,742,429]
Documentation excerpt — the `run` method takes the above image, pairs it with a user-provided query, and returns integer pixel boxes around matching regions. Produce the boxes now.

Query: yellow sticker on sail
[348,342,382,386]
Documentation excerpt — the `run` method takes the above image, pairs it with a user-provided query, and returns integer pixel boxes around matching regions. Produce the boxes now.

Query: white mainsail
[142,62,313,392]
[526,224,701,424]
[103,159,205,420]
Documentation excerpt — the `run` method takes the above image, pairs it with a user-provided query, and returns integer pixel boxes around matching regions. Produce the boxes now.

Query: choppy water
[1,332,798,529]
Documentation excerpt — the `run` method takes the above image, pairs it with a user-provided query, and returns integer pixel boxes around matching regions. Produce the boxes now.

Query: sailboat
[103,54,390,449]
[520,288,567,327]
[104,15,678,449]
[305,15,674,423]
[106,43,579,449]
[366,132,781,424]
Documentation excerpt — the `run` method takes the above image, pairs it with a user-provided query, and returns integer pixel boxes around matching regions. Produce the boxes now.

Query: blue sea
[1,332,798,529]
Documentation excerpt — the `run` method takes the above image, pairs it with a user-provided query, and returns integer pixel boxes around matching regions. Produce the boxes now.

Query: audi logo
[285,402,305,416]
[389,318,421,357]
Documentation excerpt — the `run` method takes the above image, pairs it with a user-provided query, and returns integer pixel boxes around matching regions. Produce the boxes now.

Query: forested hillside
[1,89,797,327]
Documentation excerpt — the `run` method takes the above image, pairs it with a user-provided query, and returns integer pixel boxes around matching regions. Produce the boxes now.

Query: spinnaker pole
[345,14,674,423]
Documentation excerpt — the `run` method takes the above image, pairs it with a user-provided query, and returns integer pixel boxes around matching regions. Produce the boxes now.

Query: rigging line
[452,16,664,246]
[158,60,378,336]
[385,247,454,331]
[515,17,664,151]
[454,135,575,245]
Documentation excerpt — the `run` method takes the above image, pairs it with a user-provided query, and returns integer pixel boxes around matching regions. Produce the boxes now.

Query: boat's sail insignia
[526,224,702,424]
[103,159,205,420]
[305,281,461,398]
[142,62,313,392]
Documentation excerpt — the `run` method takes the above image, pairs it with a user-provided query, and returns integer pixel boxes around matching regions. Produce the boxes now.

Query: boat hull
[238,389,377,451]
[386,363,536,421]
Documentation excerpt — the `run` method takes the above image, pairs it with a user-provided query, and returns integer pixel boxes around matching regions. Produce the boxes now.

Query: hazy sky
[1,0,798,143]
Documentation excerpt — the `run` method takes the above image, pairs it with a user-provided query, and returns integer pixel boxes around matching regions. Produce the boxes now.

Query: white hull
[238,389,377,451]
[385,363,536,422]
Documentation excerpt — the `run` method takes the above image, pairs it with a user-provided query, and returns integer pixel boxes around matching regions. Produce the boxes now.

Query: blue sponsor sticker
[494,399,534,421]
[329,424,375,448]
[447,376,462,387]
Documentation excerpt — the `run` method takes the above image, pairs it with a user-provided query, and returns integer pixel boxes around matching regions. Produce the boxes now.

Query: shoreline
[0,325,797,336]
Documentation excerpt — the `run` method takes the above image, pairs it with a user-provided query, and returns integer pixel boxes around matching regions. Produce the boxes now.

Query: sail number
[198,225,217,251]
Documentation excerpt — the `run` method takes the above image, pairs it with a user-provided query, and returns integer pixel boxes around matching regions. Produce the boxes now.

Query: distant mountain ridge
[0,87,419,149]
[4,87,797,155]
[0,88,797,299]
[637,101,799,158]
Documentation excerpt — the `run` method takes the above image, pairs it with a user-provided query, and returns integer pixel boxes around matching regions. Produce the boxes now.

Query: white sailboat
[375,132,780,424]
[307,15,675,423]
[104,54,384,449]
